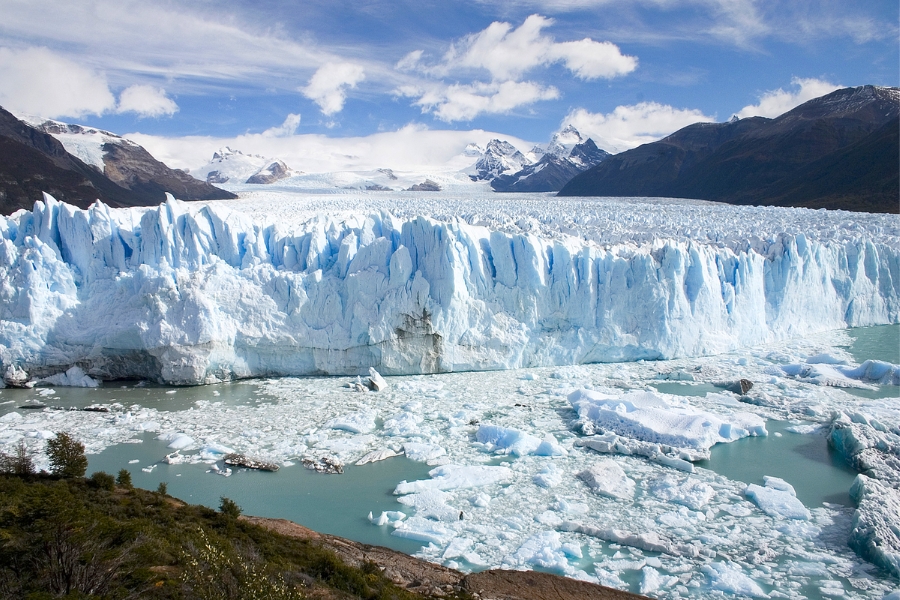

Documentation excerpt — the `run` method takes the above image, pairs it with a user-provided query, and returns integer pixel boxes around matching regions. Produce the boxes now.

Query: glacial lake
[1,323,897,599]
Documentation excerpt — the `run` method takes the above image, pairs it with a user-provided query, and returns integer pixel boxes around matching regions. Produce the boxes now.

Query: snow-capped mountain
[0,110,234,214]
[489,128,611,192]
[193,147,298,185]
[466,139,530,181]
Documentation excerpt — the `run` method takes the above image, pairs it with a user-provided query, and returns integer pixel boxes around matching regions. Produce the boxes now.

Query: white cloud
[435,14,636,81]
[302,63,366,115]
[397,14,635,122]
[735,77,842,119]
[563,102,714,152]
[262,113,302,137]
[116,84,178,117]
[0,46,116,118]
[409,80,559,122]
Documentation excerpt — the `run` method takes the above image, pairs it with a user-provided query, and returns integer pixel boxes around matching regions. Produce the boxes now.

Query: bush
[89,471,116,490]
[157,482,168,495]
[220,497,242,520]
[0,440,35,475]
[116,468,133,488]
[46,432,87,478]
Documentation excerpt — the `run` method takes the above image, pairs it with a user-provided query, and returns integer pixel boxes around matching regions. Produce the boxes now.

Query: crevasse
[0,193,897,385]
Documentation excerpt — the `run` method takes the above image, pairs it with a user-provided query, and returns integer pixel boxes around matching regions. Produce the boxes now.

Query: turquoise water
[87,433,433,554]
[844,323,899,364]
[652,382,731,397]
[697,420,859,507]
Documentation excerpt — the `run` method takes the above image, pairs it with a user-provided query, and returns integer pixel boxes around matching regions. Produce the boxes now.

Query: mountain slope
[559,86,899,213]
[490,136,610,193]
[0,108,235,215]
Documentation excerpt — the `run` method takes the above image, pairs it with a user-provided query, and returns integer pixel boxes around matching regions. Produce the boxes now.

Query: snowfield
[0,190,896,385]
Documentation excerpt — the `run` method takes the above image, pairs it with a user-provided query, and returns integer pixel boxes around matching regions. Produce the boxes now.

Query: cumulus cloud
[436,14,636,81]
[302,63,366,115]
[563,102,714,152]
[116,84,178,117]
[735,77,842,118]
[397,14,635,122]
[262,113,302,137]
[0,46,116,118]
[408,80,559,122]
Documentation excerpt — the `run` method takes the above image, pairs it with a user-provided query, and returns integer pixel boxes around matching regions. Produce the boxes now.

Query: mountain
[558,86,900,213]
[0,108,235,215]
[193,147,298,185]
[467,139,530,181]
[490,136,610,193]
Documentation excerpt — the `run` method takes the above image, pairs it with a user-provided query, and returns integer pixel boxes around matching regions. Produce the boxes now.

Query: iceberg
[1,194,897,385]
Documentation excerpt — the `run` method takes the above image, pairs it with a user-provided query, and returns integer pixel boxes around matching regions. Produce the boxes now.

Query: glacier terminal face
[0,192,898,385]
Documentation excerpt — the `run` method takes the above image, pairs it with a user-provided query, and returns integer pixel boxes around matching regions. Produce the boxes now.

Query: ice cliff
[1,194,898,385]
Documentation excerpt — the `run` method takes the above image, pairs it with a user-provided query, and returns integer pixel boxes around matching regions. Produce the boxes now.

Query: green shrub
[46,432,88,478]
[157,481,168,495]
[89,470,116,490]
[116,468,133,488]
[220,496,242,520]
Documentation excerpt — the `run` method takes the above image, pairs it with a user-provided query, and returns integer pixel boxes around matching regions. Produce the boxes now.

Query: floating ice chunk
[702,561,768,597]
[37,366,99,388]
[763,476,796,497]
[442,537,473,560]
[577,460,635,500]
[745,482,810,520]
[162,433,195,450]
[841,360,900,386]
[849,474,900,578]
[476,424,541,456]
[383,412,423,437]
[658,507,706,528]
[806,354,847,365]
[469,492,491,507]
[507,531,575,575]
[391,516,456,545]
[641,566,678,594]
[533,434,567,457]
[368,510,406,526]
[650,474,715,510]
[0,412,22,423]
[570,389,766,451]
[402,442,446,462]
[396,489,459,521]
[355,448,401,465]
[394,464,513,494]
[326,410,377,434]
[367,367,387,391]
[777,363,876,389]
[560,523,692,555]
[199,443,235,460]
[533,463,563,488]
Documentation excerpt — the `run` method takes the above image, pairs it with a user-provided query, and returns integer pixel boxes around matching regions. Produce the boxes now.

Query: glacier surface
[1,192,897,385]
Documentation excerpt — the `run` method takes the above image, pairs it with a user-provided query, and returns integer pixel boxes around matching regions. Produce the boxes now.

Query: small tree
[0,440,36,475]
[116,468,133,488]
[45,432,87,478]
[219,497,242,520]
[157,482,168,495]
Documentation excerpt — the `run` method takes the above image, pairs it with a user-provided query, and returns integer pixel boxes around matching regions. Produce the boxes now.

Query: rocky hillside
[0,108,235,215]
[558,86,899,213]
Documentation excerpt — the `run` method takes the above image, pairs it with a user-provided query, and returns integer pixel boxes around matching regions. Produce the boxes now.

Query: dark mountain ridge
[0,107,235,215]
[558,86,899,213]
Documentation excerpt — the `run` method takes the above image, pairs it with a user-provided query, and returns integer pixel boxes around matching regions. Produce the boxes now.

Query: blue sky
[0,0,896,170]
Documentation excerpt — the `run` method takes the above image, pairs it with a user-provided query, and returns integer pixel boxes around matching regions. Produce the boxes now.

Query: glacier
[1,192,898,385]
